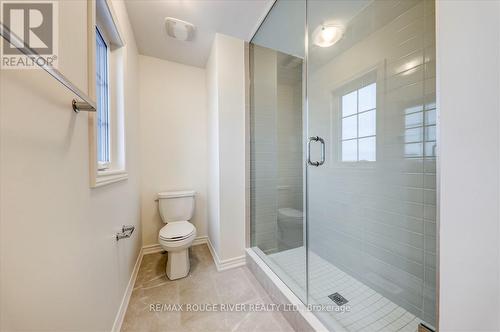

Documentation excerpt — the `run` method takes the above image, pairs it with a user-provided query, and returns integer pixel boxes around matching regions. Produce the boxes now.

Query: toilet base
[166,248,190,280]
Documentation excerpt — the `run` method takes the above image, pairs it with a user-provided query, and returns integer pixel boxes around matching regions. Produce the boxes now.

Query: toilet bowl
[157,190,197,280]
[277,208,303,250]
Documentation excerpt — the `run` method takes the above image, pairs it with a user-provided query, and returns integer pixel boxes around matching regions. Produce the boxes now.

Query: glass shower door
[249,0,307,303]
[306,0,437,331]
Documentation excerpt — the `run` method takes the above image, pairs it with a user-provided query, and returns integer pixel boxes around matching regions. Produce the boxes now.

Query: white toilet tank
[157,190,196,223]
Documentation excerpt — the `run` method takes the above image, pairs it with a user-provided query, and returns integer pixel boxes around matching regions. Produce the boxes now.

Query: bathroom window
[88,0,127,187]
[341,83,377,162]
[404,103,437,158]
[96,27,110,170]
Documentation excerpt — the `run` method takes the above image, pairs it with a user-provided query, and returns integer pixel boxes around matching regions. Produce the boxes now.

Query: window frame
[87,0,127,188]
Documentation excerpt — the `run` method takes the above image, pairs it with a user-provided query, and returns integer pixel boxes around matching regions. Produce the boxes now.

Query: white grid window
[341,83,376,162]
[404,103,437,159]
[96,27,110,170]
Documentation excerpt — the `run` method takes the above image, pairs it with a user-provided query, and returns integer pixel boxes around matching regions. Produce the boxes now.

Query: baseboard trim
[111,247,143,332]
[142,236,209,255]
[206,237,246,271]
[193,235,208,246]
[142,235,246,271]
[142,243,162,255]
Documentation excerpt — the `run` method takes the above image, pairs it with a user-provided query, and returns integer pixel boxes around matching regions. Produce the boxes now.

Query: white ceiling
[124,0,273,68]
[251,0,371,60]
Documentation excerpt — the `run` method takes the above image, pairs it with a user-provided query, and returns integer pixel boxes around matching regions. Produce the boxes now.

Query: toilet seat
[158,221,197,253]
[159,221,195,241]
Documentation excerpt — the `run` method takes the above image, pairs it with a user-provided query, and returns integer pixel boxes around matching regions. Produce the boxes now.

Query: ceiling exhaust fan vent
[165,17,196,42]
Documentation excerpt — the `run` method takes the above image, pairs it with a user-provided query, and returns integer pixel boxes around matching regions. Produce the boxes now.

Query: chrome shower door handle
[308,136,325,167]
[319,136,325,165]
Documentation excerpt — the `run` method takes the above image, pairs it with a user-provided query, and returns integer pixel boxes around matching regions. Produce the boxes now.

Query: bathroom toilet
[277,208,303,250]
[157,190,197,280]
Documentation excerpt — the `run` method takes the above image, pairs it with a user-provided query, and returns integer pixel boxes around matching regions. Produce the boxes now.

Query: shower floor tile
[268,247,424,332]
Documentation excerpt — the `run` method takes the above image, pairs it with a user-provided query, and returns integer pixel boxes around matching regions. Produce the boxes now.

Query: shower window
[340,82,377,162]
[404,104,437,158]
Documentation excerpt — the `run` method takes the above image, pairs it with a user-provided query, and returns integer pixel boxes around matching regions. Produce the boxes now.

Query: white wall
[139,55,208,246]
[437,1,500,330]
[206,42,221,255]
[0,0,141,330]
[217,34,246,261]
[206,34,246,262]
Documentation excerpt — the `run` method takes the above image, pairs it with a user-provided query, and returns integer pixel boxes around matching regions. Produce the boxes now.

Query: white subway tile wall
[250,0,436,330]
[250,48,304,254]
[250,45,279,253]
[308,0,436,327]
[250,46,306,300]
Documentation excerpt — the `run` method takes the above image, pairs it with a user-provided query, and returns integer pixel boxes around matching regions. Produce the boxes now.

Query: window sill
[94,169,128,187]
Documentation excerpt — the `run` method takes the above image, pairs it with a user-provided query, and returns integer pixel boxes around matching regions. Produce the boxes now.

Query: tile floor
[269,247,423,332]
[121,244,294,332]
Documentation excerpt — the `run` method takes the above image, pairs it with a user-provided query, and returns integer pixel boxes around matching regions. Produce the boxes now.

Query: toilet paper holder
[116,225,135,241]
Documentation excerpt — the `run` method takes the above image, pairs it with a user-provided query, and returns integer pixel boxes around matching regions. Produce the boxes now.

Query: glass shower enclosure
[249,0,437,331]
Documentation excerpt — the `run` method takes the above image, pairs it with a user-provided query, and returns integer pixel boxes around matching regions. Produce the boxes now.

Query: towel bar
[0,22,96,113]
